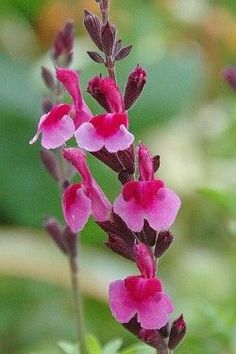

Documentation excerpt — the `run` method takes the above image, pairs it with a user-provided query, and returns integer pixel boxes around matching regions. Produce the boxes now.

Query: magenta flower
[29,103,74,149]
[109,243,174,330]
[75,112,134,153]
[62,183,92,233]
[113,179,181,232]
[56,68,92,127]
[63,148,112,224]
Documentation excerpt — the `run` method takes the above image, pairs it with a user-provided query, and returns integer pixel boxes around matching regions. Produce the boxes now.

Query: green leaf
[58,341,79,354]
[86,334,102,354]
[102,338,122,354]
[198,187,236,214]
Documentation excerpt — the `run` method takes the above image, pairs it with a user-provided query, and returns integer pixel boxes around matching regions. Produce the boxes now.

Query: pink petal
[75,122,104,152]
[62,184,92,233]
[113,194,144,232]
[63,148,112,222]
[109,280,136,323]
[144,187,181,231]
[56,68,92,127]
[41,115,75,149]
[56,68,83,107]
[137,292,174,330]
[104,125,134,153]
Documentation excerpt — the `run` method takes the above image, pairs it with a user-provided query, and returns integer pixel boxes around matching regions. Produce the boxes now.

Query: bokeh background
[0,0,236,353]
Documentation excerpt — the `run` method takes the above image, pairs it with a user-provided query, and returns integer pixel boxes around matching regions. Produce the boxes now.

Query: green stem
[69,241,87,354]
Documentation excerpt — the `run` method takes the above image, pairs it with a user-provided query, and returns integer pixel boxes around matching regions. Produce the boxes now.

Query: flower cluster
[30,1,186,352]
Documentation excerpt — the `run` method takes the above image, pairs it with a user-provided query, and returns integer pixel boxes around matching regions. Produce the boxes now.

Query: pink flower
[113,179,181,232]
[75,112,134,153]
[62,183,91,233]
[63,148,112,223]
[29,103,74,149]
[87,76,124,113]
[109,243,174,330]
[56,68,92,128]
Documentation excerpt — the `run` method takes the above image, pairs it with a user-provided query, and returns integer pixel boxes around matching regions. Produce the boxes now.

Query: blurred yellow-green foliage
[0,0,236,353]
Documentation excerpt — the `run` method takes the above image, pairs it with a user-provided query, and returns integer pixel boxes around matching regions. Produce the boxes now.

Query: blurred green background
[0,0,236,353]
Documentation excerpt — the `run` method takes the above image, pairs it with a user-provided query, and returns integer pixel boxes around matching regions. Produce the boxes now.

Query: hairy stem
[100,0,109,23]
[69,240,87,354]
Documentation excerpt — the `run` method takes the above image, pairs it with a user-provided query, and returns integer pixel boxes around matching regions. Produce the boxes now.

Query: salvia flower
[75,112,134,153]
[124,65,147,110]
[109,243,174,329]
[113,179,180,232]
[62,148,112,231]
[29,103,74,149]
[113,144,180,232]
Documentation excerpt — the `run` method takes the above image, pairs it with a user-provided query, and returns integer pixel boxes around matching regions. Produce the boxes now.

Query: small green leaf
[86,334,102,354]
[58,341,79,354]
[102,338,122,354]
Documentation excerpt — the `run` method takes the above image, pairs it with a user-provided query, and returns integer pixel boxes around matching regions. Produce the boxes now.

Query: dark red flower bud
[43,217,67,253]
[124,65,147,110]
[40,149,60,182]
[137,220,157,246]
[117,145,135,174]
[222,66,236,91]
[139,329,167,351]
[101,22,116,56]
[63,226,77,258]
[87,51,104,63]
[52,20,74,66]
[122,315,141,336]
[105,233,135,261]
[154,231,174,258]
[41,66,55,90]
[168,315,187,350]
[159,322,170,338]
[84,10,103,51]
[115,45,132,61]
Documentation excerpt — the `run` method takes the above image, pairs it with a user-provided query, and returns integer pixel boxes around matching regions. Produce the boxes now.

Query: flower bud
[52,20,74,66]
[101,22,116,56]
[134,243,155,278]
[105,234,135,261]
[124,65,147,110]
[138,144,154,181]
[154,231,174,258]
[139,329,167,351]
[43,217,67,253]
[87,51,104,63]
[222,66,236,91]
[115,45,133,61]
[63,226,77,258]
[84,10,103,51]
[40,149,60,182]
[87,76,123,112]
[41,66,55,90]
[168,315,186,350]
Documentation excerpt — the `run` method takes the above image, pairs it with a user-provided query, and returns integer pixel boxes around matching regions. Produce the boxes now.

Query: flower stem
[69,241,87,354]
[99,0,117,82]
